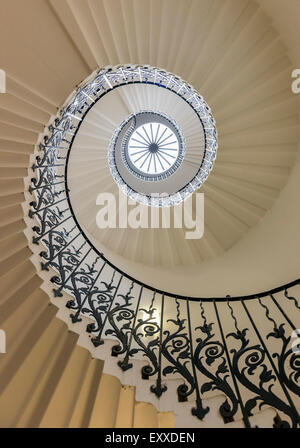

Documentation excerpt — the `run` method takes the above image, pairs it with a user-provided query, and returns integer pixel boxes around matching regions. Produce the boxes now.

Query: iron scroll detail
[28,65,300,427]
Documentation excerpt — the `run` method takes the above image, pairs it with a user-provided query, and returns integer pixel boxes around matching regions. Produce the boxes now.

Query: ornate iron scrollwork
[119,292,161,390]
[227,299,299,428]
[28,64,300,427]
[193,302,239,420]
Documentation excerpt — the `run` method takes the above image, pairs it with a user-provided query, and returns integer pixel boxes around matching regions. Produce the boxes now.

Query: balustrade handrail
[27,65,300,428]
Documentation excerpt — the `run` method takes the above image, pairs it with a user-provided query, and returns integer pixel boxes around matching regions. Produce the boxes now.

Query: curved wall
[98,0,300,296]
[116,146,300,297]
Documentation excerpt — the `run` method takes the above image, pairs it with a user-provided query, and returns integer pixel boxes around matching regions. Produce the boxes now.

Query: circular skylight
[119,110,186,183]
[127,123,179,176]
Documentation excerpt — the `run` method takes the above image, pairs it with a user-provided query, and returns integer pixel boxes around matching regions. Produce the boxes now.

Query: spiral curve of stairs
[0,0,300,428]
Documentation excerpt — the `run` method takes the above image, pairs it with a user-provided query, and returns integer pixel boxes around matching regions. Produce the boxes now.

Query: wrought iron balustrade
[27,65,300,428]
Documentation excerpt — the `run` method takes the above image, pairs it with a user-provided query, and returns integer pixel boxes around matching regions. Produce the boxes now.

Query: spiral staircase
[0,0,300,428]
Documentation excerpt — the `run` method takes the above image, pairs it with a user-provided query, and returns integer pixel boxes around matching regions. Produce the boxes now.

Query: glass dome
[127,122,180,176]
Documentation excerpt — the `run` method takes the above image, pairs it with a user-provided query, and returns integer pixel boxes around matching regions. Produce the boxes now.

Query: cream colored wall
[113,145,300,296]
[97,0,300,297]
[257,0,300,67]
[1,0,299,297]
